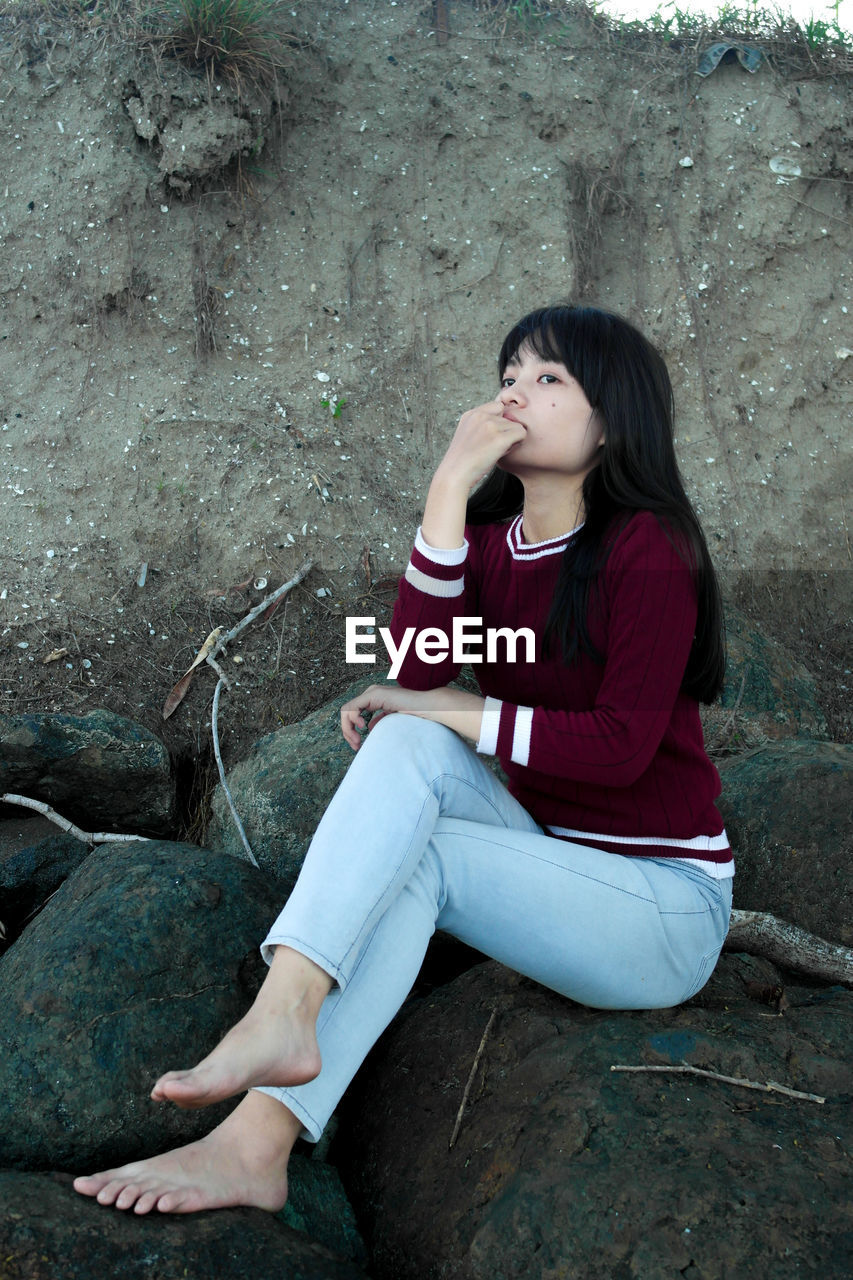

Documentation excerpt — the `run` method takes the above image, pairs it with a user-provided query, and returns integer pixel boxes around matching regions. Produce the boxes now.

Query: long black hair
[466,304,725,704]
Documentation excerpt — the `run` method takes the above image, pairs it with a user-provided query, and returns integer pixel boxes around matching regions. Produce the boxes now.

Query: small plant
[321,397,347,419]
[154,0,297,90]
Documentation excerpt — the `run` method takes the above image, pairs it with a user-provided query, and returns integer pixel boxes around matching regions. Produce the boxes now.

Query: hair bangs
[497,306,607,409]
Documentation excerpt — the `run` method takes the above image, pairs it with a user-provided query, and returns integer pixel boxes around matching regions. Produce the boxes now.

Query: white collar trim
[505,514,583,561]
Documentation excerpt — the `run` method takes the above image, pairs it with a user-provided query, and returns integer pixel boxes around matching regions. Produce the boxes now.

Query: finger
[340,717,363,749]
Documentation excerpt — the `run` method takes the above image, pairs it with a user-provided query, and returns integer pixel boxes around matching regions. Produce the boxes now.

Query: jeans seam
[444,827,659,905]
[335,785,435,975]
[427,769,534,830]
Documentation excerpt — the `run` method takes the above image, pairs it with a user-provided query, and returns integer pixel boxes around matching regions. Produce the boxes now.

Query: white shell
[769,155,802,178]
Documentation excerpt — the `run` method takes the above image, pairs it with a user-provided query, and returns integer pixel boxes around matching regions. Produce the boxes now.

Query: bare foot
[151,946,332,1110]
[73,1091,300,1214]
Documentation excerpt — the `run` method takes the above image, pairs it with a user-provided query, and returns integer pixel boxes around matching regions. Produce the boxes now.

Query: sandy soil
[0,1,850,816]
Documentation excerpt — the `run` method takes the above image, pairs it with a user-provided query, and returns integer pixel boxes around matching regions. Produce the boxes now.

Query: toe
[151,1070,186,1099]
[114,1184,144,1212]
[132,1188,162,1215]
[96,1177,130,1207]
[154,1188,188,1214]
[73,1174,102,1196]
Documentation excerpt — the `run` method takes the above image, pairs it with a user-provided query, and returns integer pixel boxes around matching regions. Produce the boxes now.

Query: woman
[74,304,732,1215]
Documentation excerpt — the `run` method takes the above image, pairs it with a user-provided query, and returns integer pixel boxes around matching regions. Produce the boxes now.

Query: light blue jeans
[256,713,731,1140]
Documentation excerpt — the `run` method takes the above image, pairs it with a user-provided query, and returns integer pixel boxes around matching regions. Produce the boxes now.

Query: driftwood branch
[449,1008,497,1149]
[725,909,853,986]
[0,793,151,846]
[610,1062,825,1105]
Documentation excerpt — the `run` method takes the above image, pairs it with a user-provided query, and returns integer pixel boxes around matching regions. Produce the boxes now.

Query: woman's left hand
[340,684,486,751]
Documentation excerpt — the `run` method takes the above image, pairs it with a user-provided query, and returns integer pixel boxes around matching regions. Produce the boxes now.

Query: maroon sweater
[389,510,732,874]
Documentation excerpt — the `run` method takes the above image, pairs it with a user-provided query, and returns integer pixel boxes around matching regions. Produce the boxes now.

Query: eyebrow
[503,358,565,372]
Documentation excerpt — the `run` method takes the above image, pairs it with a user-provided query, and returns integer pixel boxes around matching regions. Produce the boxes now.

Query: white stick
[199,561,312,867]
[210,678,258,867]
[0,793,151,846]
[610,1062,825,1105]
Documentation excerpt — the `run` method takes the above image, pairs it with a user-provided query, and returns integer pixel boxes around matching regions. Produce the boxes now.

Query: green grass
[476,0,852,50]
[642,0,852,47]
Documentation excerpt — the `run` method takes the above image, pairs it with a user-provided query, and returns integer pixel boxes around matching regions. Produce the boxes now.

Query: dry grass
[0,1,301,93]
[146,0,299,94]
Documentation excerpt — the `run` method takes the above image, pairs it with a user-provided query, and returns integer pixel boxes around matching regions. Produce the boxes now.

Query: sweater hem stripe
[546,825,733,874]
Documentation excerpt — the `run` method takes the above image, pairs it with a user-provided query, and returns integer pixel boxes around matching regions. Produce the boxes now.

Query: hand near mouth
[432,401,528,493]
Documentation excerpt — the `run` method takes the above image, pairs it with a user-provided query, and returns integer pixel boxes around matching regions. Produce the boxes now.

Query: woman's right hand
[435,400,527,493]
[420,402,527,549]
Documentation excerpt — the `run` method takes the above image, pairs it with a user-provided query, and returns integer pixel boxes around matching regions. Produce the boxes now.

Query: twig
[205,655,232,687]
[210,678,258,867]
[711,671,747,750]
[209,559,313,659]
[449,1008,497,1149]
[0,793,151,846]
[610,1063,825,1104]
[200,562,312,863]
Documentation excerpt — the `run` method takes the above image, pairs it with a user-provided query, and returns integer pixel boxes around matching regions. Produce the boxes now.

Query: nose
[499,380,525,407]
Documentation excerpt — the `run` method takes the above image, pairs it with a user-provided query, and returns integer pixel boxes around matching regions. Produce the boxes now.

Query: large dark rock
[719,604,828,740]
[207,677,375,889]
[0,1170,368,1280]
[337,961,852,1280]
[281,1153,368,1267]
[0,840,277,1170]
[0,709,175,835]
[0,814,87,941]
[718,740,852,944]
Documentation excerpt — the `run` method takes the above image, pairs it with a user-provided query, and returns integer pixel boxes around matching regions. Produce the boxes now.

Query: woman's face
[495,343,604,481]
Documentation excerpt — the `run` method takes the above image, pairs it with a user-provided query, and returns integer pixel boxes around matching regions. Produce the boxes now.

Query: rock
[0,709,175,836]
[718,740,852,944]
[0,814,87,941]
[0,1169,368,1280]
[337,961,852,1280]
[207,678,375,889]
[281,1154,368,1268]
[123,59,280,186]
[718,604,828,740]
[0,840,277,1170]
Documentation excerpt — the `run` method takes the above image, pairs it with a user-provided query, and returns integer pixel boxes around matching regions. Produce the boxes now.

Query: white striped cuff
[414,527,468,564]
[510,705,534,766]
[476,696,502,755]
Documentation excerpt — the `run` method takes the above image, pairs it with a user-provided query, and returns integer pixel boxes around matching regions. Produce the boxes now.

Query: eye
[539,373,558,384]
[500,376,516,388]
